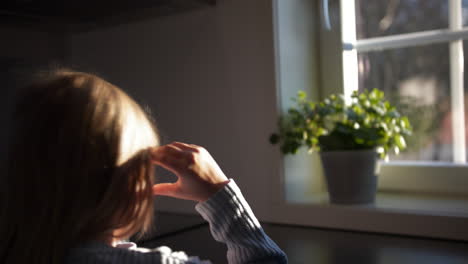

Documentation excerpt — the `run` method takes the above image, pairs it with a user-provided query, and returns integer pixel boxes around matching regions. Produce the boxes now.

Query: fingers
[150,144,187,174]
[150,142,202,183]
[150,142,229,202]
[172,142,201,152]
[152,183,180,197]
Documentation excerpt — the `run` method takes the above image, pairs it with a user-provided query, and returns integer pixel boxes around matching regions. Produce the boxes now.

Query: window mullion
[449,0,466,163]
[349,28,468,52]
[340,0,358,104]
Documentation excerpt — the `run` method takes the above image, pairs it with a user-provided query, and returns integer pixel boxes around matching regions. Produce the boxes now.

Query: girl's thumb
[152,183,179,197]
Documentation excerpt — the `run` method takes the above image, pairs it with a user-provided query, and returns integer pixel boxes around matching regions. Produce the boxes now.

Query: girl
[0,70,287,263]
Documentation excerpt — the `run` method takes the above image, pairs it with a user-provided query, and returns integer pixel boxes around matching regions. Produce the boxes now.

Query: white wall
[273,0,326,203]
[70,0,280,218]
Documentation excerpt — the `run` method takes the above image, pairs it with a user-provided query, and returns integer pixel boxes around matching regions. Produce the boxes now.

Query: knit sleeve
[195,180,288,264]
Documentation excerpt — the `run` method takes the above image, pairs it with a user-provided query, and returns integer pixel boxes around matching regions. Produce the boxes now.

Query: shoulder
[64,242,165,264]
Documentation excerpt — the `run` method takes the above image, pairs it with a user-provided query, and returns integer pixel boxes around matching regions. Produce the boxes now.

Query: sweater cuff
[195,179,261,231]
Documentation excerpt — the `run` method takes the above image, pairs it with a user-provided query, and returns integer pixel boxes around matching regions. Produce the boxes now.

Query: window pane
[357,43,456,162]
[464,0,468,27]
[355,0,448,40]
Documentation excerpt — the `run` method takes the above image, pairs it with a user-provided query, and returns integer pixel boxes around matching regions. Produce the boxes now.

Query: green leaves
[297,90,307,100]
[270,89,413,158]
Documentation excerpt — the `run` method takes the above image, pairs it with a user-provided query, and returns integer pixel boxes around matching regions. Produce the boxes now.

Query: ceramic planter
[320,149,378,204]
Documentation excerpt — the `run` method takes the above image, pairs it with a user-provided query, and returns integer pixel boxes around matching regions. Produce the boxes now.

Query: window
[338,0,468,195]
[269,0,468,241]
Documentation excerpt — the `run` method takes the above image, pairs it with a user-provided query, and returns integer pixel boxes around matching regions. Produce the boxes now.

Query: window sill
[287,191,468,218]
[266,191,468,241]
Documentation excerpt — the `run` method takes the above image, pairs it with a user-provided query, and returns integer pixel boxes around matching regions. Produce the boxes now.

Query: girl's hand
[150,142,230,202]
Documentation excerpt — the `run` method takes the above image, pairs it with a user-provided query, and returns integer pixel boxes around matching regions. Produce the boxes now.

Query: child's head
[2,69,159,263]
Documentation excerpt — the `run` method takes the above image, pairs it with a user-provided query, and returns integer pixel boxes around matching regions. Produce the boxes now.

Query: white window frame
[339,0,468,195]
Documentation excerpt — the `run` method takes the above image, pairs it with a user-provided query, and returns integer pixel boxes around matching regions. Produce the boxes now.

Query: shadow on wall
[0,58,61,170]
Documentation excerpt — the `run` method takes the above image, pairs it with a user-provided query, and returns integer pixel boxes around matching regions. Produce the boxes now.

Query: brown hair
[0,69,159,264]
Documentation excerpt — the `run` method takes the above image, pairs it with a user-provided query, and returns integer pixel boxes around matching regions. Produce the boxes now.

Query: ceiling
[0,0,216,31]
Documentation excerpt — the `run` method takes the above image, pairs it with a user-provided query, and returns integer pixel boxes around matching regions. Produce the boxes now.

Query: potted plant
[270,89,412,204]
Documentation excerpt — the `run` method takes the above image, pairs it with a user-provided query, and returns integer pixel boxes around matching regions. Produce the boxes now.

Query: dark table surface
[138,212,468,264]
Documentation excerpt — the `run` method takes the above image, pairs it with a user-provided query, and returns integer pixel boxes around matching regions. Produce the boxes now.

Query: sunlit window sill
[286,191,468,219]
[267,191,468,242]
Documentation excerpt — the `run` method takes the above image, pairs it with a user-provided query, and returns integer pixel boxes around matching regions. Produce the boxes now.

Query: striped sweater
[65,180,288,263]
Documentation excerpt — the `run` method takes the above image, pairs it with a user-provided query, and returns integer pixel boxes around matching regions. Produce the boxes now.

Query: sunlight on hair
[118,99,159,166]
